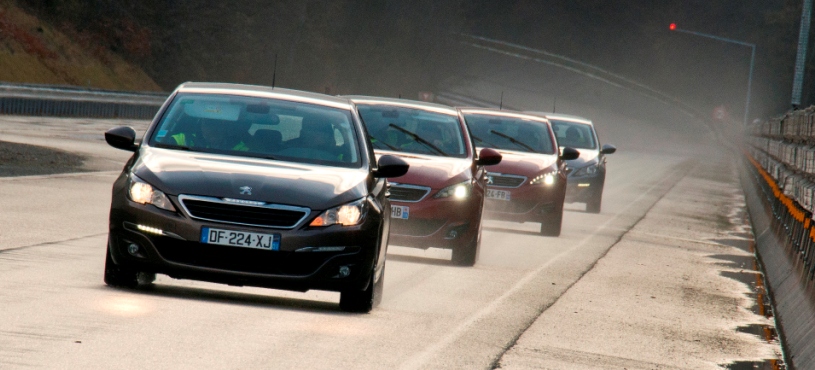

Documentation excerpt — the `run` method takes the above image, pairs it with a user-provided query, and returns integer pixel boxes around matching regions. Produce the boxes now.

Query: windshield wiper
[388,123,448,156]
[489,130,537,153]
[471,134,500,148]
[368,135,400,151]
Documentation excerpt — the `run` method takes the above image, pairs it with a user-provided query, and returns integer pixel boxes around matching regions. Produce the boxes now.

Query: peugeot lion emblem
[486,176,494,185]
[239,186,252,195]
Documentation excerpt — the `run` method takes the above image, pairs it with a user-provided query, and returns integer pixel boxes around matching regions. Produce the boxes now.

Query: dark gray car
[527,112,616,213]
[103,82,408,313]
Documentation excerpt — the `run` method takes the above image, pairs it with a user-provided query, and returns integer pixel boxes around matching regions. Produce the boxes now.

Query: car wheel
[540,210,563,237]
[586,189,603,214]
[339,264,384,313]
[451,230,480,266]
[103,241,139,288]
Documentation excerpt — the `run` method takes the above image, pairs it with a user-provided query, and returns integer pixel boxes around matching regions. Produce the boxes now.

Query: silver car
[526,112,616,213]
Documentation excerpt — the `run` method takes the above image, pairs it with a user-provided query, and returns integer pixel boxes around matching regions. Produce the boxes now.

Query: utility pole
[792,0,813,109]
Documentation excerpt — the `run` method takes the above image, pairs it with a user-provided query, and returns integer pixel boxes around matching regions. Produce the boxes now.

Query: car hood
[563,147,599,168]
[132,147,370,210]
[375,151,472,189]
[484,149,558,176]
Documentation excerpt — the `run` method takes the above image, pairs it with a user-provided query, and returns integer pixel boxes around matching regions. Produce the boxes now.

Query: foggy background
[16,0,812,124]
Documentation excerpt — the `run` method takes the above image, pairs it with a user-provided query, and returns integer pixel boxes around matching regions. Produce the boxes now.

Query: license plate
[486,189,511,201]
[391,205,409,219]
[201,227,280,251]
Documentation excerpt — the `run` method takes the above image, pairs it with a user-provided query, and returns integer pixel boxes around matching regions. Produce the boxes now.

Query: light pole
[669,23,756,127]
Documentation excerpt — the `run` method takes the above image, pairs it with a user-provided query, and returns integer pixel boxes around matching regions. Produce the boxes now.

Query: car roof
[344,95,458,116]
[176,82,353,110]
[525,111,593,125]
[458,107,551,124]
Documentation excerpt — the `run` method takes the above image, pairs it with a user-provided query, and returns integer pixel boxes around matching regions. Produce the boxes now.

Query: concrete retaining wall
[742,161,815,369]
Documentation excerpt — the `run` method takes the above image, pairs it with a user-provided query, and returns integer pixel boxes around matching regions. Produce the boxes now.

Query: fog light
[338,266,351,277]
[447,230,459,239]
[127,243,140,256]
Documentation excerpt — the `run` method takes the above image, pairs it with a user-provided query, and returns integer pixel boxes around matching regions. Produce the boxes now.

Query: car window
[549,120,597,150]
[150,93,361,168]
[462,113,556,155]
[357,104,467,158]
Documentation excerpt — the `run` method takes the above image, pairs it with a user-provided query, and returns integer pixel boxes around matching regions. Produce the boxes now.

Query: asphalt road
[0,115,715,369]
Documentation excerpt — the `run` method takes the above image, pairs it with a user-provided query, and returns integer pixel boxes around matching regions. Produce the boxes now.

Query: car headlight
[529,170,557,186]
[572,163,600,177]
[310,198,367,227]
[434,180,472,199]
[128,174,177,212]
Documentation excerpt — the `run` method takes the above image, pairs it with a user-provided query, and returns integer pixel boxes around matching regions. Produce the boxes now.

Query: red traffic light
[669,23,677,31]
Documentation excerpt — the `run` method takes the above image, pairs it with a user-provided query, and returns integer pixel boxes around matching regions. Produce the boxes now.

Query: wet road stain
[716,239,786,369]
[725,360,784,370]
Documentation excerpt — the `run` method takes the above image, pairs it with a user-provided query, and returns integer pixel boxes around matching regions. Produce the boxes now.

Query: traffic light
[669,23,677,31]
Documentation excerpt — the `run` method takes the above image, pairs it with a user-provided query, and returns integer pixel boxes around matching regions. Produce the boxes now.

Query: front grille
[152,238,339,276]
[389,184,431,202]
[179,195,309,229]
[487,173,527,188]
[390,218,445,236]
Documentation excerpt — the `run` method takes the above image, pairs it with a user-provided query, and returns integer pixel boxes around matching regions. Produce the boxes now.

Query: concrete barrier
[742,157,815,369]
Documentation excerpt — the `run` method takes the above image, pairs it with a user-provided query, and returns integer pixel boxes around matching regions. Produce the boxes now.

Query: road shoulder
[496,158,783,369]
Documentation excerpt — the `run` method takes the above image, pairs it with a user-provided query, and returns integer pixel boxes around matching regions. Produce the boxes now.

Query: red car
[350,97,502,266]
[459,108,579,236]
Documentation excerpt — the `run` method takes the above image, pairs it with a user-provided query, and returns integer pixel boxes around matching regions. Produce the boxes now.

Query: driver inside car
[170,117,248,151]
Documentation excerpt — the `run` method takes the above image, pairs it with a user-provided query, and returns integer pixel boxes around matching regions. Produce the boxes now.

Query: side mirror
[560,147,580,161]
[373,155,409,178]
[105,126,138,152]
[475,147,502,166]
[600,144,617,155]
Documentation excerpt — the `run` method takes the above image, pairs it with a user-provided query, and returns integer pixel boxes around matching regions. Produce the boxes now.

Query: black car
[528,112,616,213]
[103,82,408,313]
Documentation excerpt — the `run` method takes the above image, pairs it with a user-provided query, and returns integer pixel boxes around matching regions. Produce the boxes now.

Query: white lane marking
[400,165,687,370]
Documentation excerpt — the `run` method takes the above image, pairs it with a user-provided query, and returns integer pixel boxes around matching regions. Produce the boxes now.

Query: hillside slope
[0,0,160,91]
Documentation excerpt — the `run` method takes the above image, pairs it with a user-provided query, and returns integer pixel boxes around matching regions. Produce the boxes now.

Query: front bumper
[482,183,565,223]
[565,173,605,203]
[108,190,382,293]
[387,195,482,250]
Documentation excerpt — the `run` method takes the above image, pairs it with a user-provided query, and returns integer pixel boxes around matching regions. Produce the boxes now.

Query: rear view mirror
[105,126,138,152]
[600,144,617,155]
[476,147,502,166]
[560,147,580,161]
[373,155,409,178]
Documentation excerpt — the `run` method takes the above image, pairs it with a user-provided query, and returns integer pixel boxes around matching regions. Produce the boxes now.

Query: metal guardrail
[0,82,167,119]
[747,107,815,280]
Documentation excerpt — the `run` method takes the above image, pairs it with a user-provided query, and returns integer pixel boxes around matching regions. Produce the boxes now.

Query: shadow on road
[98,283,344,314]
[482,226,541,237]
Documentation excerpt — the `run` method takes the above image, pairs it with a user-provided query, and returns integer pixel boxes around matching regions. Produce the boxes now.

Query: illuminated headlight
[572,163,599,177]
[128,175,176,212]
[529,171,557,186]
[310,198,367,227]
[435,181,472,199]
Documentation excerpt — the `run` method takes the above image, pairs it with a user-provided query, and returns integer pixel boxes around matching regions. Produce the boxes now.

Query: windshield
[149,93,361,168]
[550,120,597,150]
[462,113,556,155]
[357,104,467,158]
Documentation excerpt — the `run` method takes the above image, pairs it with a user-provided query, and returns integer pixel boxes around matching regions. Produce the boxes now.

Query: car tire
[339,264,384,313]
[586,189,603,214]
[104,242,139,288]
[540,210,563,237]
[451,228,481,266]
